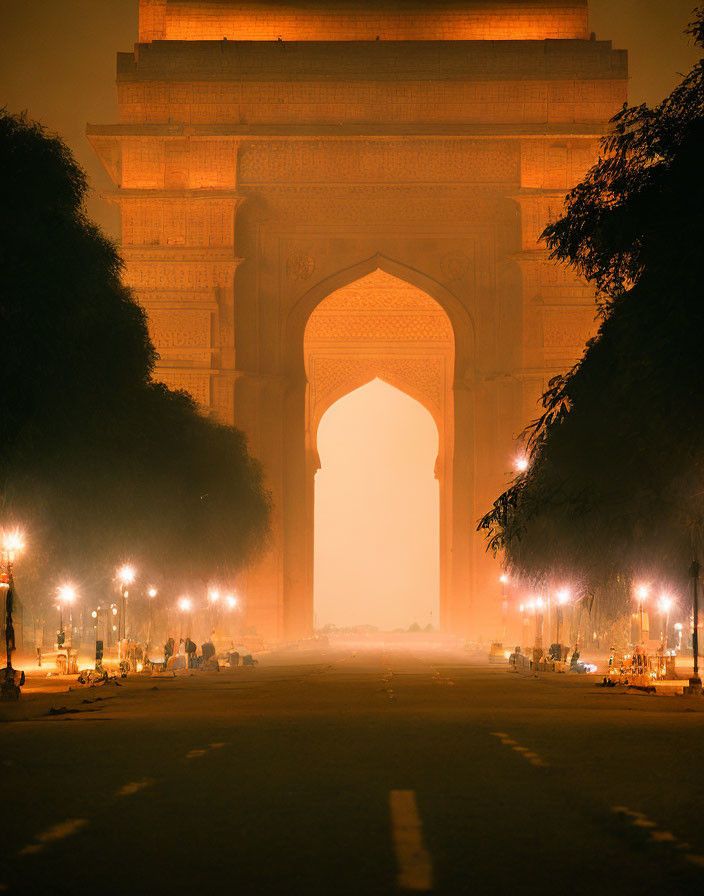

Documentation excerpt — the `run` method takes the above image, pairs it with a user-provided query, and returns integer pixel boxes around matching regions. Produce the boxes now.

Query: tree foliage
[0,111,271,603]
[478,10,704,600]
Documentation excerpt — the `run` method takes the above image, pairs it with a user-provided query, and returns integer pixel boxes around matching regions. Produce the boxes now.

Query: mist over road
[2,644,703,894]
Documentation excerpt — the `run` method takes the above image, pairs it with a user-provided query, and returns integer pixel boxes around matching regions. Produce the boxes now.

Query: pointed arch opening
[302,268,455,633]
[314,380,440,630]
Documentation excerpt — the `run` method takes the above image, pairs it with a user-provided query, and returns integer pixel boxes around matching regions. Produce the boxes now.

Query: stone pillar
[448,379,474,635]
[282,373,313,641]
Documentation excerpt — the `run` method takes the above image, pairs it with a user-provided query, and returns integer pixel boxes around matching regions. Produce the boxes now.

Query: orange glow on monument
[88,0,627,640]
[137,0,591,42]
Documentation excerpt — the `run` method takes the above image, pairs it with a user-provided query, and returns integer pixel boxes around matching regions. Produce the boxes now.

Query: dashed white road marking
[431,669,455,686]
[389,790,434,892]
[650,831,677,843]
[611,806,704,868]
[208,742,227,749]
[185,749,208,759]
[20,818,87,855]
[116,779,153,797]
[490,732,550,767]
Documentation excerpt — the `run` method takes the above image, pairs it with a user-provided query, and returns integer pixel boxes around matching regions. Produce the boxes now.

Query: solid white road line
[389,790,434,892]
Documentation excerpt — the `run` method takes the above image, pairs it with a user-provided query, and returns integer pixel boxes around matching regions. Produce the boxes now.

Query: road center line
[389,790,434,892]
[20,818,87,855]
[185,749,208,759]
[116,779,153,797]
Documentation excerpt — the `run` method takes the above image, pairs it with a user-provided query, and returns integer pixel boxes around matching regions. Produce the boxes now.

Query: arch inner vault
[304,270,453,630]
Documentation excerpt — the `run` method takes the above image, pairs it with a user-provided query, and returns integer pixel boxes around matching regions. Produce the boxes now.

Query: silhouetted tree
[0,111,270,607]
[479,11,704,604]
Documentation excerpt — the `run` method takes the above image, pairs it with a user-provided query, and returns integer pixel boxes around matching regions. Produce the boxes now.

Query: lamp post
[534,597,545,650]
[690,559,701,691]
[178,596,192,640]
[56,585,76,647]
[117,565,135,663]
[556,588,570,646]
[658,595,673,652]
[1,529,25,700]
[499,574,509,642]
[225,594,239,640]
[147,587,157,654]
[208,588,220,636]
[635,584,650,646]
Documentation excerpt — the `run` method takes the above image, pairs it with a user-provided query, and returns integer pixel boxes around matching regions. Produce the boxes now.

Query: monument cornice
[118,38,625,82]
[88,123,611,140]
[108,189,244,202]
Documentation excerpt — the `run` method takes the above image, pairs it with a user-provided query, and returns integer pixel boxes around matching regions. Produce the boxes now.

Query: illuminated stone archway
[90,0,627,641]
[302,269,454,632]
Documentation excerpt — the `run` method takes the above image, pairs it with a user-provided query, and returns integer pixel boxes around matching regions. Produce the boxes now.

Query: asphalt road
[2,643,704,896]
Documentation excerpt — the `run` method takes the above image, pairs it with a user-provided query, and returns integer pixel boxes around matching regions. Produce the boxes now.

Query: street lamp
[117,565,136,662]
[56,584,76,645]
[556,588,570,646]
[1,529,25,700]
[499,574,509,640]
[534,597,545,650]
[658,595,673,651]
[690,560,701,692]
[178,596,192,639]
[146,587,157,652]
[634,583,650,645]
[514,456,529,473]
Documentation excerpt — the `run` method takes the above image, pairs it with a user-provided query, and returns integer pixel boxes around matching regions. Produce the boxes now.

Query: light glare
[118,565,136,585]
[57,584,76,603]
[635,583,649,601]
[2,529,25,555]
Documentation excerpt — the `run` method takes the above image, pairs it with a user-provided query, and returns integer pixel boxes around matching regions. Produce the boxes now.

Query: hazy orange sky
[1,1,701,630]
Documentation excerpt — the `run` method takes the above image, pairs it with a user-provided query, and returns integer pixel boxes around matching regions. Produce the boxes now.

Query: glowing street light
[116,565,136,661]
[148,587,157,598]
[56,584,76,642]
[1,529,25,699]
[2,529,24,563]
[178,596,192,639]
[514,456,529,473]
[225,595,238,610]
[57,584,76,604]
[208,589,220,604]
[499,575,509,639]
[659,594,673,650]
[691,560,702,691]
[555,588,570,645]
[634,583,650,645]
[118,565,135,586]
[533,597,545,649]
